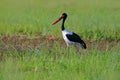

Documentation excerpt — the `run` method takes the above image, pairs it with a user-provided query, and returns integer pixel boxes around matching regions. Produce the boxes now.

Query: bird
[52,13,86,49]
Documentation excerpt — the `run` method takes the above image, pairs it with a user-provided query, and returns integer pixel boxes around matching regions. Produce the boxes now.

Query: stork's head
[52,13,67,25]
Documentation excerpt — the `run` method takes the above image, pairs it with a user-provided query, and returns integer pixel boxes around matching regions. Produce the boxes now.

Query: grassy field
[0,0,120,80]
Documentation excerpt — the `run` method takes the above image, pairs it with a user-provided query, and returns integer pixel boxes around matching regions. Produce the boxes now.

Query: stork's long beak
[52,15,64,25]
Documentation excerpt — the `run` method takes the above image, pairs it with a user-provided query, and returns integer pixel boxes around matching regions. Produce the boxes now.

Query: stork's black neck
[61,17,67,31]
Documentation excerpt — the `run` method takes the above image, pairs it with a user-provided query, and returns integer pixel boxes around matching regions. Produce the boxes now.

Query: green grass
[0,0,120,40]
[0,44,120,80]
[0,0,120,80]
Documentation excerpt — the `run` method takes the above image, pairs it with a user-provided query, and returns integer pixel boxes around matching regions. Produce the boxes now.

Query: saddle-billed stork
[52,13,86,49]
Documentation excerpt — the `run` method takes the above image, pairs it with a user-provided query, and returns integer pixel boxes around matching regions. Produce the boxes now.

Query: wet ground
[0,35,119,53]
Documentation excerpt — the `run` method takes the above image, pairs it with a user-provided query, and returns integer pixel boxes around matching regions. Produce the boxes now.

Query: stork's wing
[66,32,87,49]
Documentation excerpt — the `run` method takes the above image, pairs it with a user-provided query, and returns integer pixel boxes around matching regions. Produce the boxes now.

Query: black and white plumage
[52,13,86,49]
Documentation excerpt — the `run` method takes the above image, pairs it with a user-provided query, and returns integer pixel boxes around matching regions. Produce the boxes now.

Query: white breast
[62,29,75,46]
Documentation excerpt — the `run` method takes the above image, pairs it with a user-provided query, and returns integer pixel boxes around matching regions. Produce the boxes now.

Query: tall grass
[0,44,120,80]
[0,0,120,40]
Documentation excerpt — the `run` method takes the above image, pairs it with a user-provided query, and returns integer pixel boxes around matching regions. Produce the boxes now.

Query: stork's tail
[79,40,87,49]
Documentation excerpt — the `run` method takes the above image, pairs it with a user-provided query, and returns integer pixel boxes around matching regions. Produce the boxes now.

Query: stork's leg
[66,43,70,57]
[66,43,70,48]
